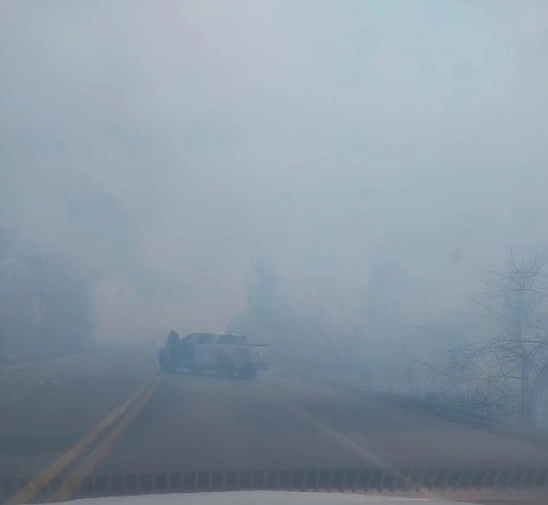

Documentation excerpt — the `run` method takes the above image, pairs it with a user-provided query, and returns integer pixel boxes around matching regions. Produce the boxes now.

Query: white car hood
[52,491,477,505]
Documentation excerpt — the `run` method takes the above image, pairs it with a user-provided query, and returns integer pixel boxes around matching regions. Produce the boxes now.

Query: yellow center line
[5,375,158,505]
[48,376,160,503]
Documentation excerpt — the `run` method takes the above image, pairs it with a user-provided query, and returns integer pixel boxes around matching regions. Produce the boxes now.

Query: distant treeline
[0,228,94,364]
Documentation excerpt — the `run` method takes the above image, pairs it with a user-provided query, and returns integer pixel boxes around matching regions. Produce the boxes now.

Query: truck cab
[159,332,269,380]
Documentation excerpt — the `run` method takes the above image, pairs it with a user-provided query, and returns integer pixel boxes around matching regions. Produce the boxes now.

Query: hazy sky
[1,1,548,338]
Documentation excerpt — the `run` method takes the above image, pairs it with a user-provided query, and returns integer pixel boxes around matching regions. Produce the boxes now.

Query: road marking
[271,393,435,497]
[48,376,159,503]
[5,375,158,505]
[274,398,382,465]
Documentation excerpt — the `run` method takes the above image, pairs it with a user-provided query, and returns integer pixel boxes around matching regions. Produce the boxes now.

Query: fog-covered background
[2,1,548,421]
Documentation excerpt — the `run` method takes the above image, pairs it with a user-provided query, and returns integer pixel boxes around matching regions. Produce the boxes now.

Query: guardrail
[3,466,548,502]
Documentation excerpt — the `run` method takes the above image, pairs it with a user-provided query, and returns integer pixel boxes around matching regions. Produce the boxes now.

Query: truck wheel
[158,350,175,373]
[240,364,258,381]
[217,357,234,379]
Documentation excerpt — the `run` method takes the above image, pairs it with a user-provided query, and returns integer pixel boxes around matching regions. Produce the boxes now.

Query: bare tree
[443,248,548,427]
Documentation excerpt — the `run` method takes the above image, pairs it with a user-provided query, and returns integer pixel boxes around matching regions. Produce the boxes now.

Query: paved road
[0,345,154,480]
[95,372,548,474]
[2,346,548,502]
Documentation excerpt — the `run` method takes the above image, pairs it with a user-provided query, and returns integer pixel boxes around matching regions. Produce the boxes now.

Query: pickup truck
[158,332,269,380]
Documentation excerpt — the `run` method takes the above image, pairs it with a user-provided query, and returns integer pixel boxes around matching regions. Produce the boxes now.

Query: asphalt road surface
[2,345,548,503]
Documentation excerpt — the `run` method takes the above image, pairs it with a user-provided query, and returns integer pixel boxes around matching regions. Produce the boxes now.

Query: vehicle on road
[158,331,270,379]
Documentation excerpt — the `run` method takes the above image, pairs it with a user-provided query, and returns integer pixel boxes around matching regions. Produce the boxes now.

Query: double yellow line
[7,375,160,505]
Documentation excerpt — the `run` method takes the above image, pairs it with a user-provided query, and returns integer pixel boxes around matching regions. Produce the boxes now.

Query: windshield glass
[1,2,548,505]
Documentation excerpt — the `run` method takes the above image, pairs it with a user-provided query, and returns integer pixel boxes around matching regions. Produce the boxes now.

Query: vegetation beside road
[0,227,96,364]
[232,250,548,431]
